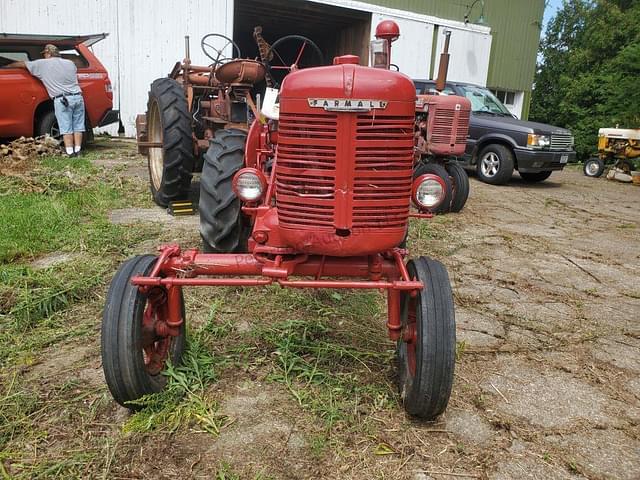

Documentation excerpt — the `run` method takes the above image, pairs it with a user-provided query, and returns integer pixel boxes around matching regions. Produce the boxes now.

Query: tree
[531,0,640,159]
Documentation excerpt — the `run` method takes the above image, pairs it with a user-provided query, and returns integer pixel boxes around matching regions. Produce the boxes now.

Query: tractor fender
[245,119,262,169]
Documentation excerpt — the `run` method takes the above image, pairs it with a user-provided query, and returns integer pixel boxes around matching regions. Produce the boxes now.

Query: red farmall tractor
[103,21,469,419]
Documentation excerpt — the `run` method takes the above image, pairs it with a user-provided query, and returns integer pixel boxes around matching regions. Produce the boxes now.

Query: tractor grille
[431,108,468,147]
[353,114,414,228]
[276,113,337,228]
[550,133,574,151]
[276,112,414,230]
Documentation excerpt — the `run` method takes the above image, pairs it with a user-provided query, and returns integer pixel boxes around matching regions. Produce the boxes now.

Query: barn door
[370,13,433,79]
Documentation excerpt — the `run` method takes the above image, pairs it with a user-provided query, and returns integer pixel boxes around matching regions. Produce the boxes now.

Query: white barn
[0,0,491,135]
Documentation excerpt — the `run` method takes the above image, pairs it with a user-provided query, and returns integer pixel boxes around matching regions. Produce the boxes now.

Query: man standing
[7,44,85,157]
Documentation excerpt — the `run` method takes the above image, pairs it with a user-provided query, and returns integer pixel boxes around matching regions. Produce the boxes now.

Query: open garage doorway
[233,0,371,69]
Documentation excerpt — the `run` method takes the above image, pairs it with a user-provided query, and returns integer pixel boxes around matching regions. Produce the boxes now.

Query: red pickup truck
[0,33,119,139]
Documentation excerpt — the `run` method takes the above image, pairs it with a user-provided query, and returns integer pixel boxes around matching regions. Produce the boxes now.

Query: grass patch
[0,260,107,331]
[215,462,273,480]
[0,150,163,364]
[245,288,395,430]
[616,222,636,229]
[0,151,152,262]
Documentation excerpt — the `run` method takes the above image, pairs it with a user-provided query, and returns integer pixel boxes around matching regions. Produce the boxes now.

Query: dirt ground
[4,141,640,479]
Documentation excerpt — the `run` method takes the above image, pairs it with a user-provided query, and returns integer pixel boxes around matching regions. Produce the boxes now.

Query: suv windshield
[458,85,512,116]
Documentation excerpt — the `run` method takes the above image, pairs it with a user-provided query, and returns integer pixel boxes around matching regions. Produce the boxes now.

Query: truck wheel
[477,144,514,185]
[583,158,604,177]
[102,255,186,409]
[146,78,194,207]
[199,129,250,253]
[396,257,456,419]
[413,162,453,214]
[445,162,470,212]
[520,171,553,183]
[36,110,61,141]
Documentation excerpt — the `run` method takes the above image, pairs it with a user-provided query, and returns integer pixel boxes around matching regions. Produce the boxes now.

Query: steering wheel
[201,33,242,68]
[265,35,324,88]
[389,63,400,72]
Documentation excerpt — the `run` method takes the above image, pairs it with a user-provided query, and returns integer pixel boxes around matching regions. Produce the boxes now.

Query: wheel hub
[147,101,164,190]
[481,152,500,177]
[402,297,418,377]
[586,161,599,176]
[141,288,173,375]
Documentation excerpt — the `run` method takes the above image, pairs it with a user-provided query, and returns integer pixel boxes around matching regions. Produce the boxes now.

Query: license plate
[560,154,569,163]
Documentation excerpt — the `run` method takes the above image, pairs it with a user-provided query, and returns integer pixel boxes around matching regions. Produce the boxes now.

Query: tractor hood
[280,60,416,106]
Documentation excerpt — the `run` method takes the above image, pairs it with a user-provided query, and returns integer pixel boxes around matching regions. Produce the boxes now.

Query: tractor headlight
[527,134,550,149]
[412,174,446,210]
[233,168,267,202]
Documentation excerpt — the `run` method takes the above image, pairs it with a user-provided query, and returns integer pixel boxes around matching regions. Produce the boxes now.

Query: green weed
[456,340,468,360]
[1,261,107,331]
[257,311,395,430]
[214,462,272,480]
[0,373,40,449]
[616,222,636,229]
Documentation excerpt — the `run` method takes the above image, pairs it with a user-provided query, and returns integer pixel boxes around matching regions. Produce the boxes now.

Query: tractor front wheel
[584,157,604,177]
[445,162,470,213]
[413,162,453,214]
[199,129,251,253]
[101,255,186,409]
[396,257,456,419]
[146,78,194,207]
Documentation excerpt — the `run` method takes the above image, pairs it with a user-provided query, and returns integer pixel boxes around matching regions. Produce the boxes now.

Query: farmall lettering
[102,20,458,422]
[308,98,388,111]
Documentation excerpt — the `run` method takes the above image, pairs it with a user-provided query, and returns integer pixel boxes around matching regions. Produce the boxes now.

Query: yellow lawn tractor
[584,128,640,177]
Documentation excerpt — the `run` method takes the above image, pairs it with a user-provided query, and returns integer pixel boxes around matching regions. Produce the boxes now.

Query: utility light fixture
[464,0,486,25]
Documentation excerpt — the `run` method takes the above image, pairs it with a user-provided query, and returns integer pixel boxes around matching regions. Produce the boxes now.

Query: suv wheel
[37,110,91,146]
[36,110,61,141]
[477,144,514,185]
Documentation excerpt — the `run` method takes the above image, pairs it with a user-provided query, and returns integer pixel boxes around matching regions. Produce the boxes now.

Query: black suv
[414,80,576,184]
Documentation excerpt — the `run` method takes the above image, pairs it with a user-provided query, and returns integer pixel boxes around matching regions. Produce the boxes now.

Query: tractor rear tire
[396,257,456,419]
[519,171,553,183]
[146,78,194,207]
[413,162,453,214]
[445,162,470,212]
[101,255,186,409]
[584,158,604,177]
[199,129,250,253]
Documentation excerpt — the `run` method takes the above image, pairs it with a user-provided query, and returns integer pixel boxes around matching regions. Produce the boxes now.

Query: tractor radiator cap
[333,55,359,65]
